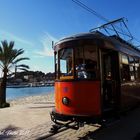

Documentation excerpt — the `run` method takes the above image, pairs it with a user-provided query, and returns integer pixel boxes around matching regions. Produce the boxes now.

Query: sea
[6,86,54,100]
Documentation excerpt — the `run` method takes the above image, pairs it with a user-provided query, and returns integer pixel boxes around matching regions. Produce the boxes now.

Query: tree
[0,40,29,107]
[14,64,30,79]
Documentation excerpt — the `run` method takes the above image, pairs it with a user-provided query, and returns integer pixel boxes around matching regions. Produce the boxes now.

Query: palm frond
[18,68,29,72]
[8,49,24,64]
[16,64,30,69]
[13,57,30,64]
[0,40,30,75]
[0,62,4,69]
[13,49,24,58]
[0,45,3,53]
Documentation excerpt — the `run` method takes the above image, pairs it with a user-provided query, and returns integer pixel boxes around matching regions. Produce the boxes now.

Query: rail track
[36,121,82,140]
[36,116,121,140]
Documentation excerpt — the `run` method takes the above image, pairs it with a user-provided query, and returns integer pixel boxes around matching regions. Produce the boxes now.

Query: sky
[0,0,140,74]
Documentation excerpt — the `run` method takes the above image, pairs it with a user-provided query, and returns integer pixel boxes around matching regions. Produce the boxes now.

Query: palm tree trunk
[0,68,7,105]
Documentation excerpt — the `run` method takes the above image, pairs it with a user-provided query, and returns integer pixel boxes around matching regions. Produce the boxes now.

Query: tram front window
[75,45,98,80]
[59,48,74,80]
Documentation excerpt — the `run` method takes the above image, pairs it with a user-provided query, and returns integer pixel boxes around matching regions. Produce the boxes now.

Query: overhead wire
[72,0,108,22]
[72,0,140,47]
[72,0,130,37]
[72,0,128,36]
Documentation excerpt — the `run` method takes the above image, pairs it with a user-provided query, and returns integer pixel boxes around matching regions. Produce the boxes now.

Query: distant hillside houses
[7,71,55,84]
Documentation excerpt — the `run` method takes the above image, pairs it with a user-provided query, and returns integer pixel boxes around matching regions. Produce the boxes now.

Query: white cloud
[35,32,58,57]
[0,30,34,47]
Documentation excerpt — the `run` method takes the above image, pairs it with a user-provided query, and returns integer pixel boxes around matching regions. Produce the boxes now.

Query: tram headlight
[62,97,69,105]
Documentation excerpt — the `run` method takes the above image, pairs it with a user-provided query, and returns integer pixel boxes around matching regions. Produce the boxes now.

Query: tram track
[36,117,120,140]
[36,127,70,140]
[36,121,102,140]
[36,121,80,140]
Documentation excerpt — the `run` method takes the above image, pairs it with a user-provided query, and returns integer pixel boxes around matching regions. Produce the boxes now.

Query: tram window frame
[120,53,140,82]
[54,51,58,79]
[120,54,130,82]
[129,56,135,81]
[58,48,74,80]
[75,45,98,80]
[135,58,140,81]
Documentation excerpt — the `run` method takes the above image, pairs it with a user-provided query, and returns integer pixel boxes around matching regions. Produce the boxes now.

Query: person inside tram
[76,59,97,79]
[76,59,88,79]
[76,63,88,79]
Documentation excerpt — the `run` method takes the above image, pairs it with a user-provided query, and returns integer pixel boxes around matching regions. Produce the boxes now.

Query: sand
[8,93,54,106]
[0,93,55,137]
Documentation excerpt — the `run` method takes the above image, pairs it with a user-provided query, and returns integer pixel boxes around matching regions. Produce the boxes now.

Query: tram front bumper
[50,108,101,124]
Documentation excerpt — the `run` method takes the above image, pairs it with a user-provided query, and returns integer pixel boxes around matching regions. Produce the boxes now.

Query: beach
[0,93,55,139]
[8,92,55,106]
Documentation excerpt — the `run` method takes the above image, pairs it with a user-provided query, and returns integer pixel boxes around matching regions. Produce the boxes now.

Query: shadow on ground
[78,107,140,140]
[134,132,140,140]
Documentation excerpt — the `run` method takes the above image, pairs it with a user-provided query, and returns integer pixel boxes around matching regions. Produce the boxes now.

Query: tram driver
[76,63,88,79]
[76,59,97,79]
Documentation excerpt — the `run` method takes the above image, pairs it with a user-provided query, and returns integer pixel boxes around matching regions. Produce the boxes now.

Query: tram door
[101,49,120,112]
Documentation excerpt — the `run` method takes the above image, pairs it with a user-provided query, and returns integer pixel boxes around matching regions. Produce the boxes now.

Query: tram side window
[129,56,135,81]
[135,58,140,81]
[59,48,74,80]
[121,54,130,82]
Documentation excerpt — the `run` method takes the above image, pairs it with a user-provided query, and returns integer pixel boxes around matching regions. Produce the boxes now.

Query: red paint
[55,81,101,117]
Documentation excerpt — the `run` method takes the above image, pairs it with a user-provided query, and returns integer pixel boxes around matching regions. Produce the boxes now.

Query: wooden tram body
[51,31,140,124]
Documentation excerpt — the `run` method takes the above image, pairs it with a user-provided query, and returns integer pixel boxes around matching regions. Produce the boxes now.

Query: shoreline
[8,92,54,106]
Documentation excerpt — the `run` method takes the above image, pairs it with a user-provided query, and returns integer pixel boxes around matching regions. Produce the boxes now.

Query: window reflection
[120,54,140,82]
[121,54,130,82]
[59,48,74,80]
[135,58,140,80]
[75,45,97,80]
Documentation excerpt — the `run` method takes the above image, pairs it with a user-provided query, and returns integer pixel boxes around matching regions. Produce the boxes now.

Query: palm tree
[0,40,29,107]
[14,64,30,79]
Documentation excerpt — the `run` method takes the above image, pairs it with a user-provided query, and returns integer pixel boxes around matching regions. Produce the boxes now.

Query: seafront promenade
[0,93,140,140]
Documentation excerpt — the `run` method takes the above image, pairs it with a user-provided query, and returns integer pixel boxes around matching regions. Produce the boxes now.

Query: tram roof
[54,31,140,58]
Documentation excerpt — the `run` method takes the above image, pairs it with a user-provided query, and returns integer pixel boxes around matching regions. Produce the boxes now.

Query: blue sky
[0,0,140,74]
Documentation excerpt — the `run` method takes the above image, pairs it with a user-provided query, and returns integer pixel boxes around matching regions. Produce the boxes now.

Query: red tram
[51,31,140,125]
